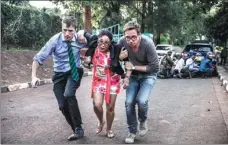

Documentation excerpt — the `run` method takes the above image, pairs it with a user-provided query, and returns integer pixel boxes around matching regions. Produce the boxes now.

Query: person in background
[182,54,199,78]
[157,50,174,79]
[200,52,214,78]
[220,47,228,66]
[173,54,186,78]
[188,55,200,75]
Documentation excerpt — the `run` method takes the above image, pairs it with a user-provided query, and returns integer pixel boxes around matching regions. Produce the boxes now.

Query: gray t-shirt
[119,35,159,76]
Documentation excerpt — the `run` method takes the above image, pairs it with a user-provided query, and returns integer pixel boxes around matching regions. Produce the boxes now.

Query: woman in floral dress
[84,30,123,138]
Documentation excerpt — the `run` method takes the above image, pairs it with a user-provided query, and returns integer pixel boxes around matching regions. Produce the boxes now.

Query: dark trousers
[220,57,227,66]
[52,68,84,133]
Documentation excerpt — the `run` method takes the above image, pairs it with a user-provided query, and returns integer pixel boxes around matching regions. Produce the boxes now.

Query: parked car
[182,42,218,76]
[156,44,175,60]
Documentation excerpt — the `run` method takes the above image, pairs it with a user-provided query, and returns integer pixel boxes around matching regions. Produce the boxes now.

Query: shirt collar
[61,33,76,42]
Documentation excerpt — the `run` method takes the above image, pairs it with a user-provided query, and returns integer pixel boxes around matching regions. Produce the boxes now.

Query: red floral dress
[91,48,121,104]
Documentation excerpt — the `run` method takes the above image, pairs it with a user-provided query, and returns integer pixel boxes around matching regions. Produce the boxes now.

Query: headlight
[208,54,216,58]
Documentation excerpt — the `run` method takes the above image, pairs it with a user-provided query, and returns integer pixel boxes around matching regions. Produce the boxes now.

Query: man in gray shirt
[119,20,159,144]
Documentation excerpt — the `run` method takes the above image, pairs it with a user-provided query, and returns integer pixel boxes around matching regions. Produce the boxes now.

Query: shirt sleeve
[118,38,129,61]
[186,59,191,67]
[207,59,212,68]
[33,37,56,65]
[85,34,98,57]
[75,32,88,48]
[116,39,123,56]
[145,40,159,73]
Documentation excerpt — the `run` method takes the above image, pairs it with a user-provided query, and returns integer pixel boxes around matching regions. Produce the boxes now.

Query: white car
[155,44,175,60]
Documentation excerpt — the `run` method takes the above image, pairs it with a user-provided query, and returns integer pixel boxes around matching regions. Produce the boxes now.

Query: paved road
[1,76,228,144]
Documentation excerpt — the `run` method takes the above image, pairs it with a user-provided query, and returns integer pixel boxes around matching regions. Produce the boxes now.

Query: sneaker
[67,133,78,141]
[139,121,148,137]
[67,127,84,141]
[75,127,84,138]
[125,133,136,144]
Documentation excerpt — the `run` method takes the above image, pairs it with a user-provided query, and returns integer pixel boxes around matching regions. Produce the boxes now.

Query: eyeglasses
[125,35,138,42]
[98,40,110,46]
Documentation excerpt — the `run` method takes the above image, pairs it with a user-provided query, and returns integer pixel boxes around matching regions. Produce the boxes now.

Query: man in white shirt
[173,56,185,75]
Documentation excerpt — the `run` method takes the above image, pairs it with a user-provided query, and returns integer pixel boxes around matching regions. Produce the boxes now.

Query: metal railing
[93,24,123,42]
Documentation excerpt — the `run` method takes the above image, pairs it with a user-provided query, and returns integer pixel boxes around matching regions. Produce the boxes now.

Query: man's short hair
[123,20,141,34]
[62,16,76,28]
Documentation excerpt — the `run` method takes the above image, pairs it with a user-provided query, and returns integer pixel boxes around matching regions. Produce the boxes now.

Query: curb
[217,71,228,92]
[1,71,93,93]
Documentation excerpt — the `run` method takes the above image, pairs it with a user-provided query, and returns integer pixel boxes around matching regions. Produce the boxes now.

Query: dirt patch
[1,50,54,86]
[1,49,90,87]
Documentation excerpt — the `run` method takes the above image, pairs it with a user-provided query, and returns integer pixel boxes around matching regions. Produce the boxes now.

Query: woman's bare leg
[93,92,105,133]
[106,94,117,131]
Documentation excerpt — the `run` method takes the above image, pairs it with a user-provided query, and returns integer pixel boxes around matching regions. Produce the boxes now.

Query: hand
[31,77,40,88]
[119,47,128,60]
[77,30,86,43]
[122,77,129,89]
[82,56,91,64]
[125,61,134,71]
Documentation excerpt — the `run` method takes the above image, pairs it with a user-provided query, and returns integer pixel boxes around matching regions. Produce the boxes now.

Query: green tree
[205,1,228,46]
[3,0,29,5]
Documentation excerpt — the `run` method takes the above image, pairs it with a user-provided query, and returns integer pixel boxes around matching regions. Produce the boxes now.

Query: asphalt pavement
[1,76,228,144]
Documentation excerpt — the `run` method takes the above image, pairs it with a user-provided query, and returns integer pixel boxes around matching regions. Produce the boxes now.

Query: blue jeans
[125,75,157,134]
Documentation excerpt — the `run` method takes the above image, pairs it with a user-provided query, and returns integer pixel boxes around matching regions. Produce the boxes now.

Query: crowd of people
[157,50,217,79]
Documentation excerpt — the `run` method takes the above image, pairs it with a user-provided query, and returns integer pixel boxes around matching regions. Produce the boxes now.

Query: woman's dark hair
[98,30,113,41]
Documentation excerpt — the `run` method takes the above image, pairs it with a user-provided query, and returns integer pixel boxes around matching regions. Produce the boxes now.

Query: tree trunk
[150,0,154,33]
[141,0,146,33]
[156,29,160,45]
[141,15,145,33]
[170,27,173,45]
[226,38,228,48]
[83,6,92,33]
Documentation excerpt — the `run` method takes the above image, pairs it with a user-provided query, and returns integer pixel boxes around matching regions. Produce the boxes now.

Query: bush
[1,2,61,50]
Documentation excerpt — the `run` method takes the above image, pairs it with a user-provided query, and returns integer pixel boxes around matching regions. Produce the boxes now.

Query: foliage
[52,0,123,29]
[1,2,61,50]
[2,0,29,5]
[205,1,228,44]
[2,0,227,49]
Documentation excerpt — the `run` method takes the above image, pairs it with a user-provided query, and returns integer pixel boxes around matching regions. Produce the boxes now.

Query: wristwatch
[132,66,136,70]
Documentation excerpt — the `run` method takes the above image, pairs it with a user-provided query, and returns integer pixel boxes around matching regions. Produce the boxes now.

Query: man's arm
[125,40,159,73]
[118,38,129,61]
[31,36,56,87]
[122,69,132,89]
[144,40,159,73]
[125,69,132,77]
[33,36,57,66]
[125,63,147,72]
[31,60,40,79]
